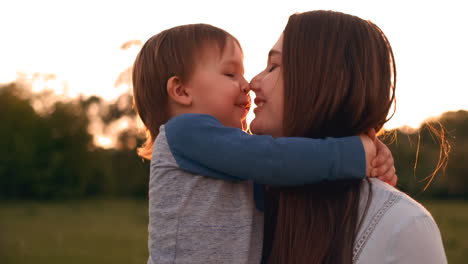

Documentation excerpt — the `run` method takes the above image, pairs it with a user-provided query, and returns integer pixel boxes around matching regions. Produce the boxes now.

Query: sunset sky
[1,0,467,131]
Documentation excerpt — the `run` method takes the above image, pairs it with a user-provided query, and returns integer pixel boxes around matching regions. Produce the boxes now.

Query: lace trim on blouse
[352,192,402,263]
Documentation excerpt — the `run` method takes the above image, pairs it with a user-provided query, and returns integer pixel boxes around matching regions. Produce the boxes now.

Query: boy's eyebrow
[223,60,242,66]
[222,60,244,73]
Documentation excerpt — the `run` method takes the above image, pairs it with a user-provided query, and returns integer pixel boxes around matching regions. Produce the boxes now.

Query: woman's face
[249,34,284,137]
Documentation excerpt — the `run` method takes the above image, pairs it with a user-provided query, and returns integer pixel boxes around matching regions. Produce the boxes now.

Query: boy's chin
[241,119,248,131]
[222,119,245,130]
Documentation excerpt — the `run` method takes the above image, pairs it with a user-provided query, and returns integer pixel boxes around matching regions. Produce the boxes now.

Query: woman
[250,10,447,263]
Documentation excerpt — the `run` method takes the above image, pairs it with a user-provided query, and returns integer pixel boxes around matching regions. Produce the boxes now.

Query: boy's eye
[224,73,235,78]
[268,65,278,73]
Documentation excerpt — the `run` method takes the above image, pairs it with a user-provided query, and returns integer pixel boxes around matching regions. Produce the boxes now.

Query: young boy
[132,24,394,264]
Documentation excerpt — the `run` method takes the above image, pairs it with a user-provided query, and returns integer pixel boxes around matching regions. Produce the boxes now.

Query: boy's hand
[360,131,397,186]
[360,134,377,178]
[372,139,397,186]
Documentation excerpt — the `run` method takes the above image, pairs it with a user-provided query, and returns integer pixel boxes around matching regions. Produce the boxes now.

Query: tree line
[0,83,148,199]
[1,82,467,200]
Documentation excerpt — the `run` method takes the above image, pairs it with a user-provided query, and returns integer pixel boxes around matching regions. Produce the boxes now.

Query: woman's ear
[166,76,192,106]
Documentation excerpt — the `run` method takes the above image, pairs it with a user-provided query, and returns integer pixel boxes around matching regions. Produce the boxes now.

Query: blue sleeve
[165,114,365,186]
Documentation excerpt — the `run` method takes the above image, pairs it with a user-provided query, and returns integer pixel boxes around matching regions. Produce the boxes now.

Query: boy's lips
[236,102,251,112]
[236,96,252,113]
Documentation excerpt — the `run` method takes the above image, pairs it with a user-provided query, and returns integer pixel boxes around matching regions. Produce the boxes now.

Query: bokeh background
[1,0,467,263]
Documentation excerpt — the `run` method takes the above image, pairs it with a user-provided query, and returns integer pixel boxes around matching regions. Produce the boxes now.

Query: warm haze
[1,0,467,132]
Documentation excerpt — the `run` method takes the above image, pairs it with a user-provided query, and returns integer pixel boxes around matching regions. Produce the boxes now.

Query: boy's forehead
[199,38,243,62]
[198,43,223,61]
[222,39,243,57]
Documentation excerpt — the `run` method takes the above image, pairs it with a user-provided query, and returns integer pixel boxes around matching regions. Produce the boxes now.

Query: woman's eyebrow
[268,49,282,59]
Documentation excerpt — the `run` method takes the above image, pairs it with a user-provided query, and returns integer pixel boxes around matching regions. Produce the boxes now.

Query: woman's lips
[254,98,266,113]
[254,98,265,107]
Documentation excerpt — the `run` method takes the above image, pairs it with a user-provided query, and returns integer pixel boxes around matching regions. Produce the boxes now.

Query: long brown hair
[132,24,240,159]
[264,11,396,263]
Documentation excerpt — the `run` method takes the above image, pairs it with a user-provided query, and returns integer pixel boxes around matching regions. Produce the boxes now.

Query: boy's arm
[165,114,365,186]
[165,114,366,186]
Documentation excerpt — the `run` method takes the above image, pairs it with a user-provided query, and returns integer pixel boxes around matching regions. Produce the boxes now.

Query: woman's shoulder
[354,179,446,263]
[356,179,436,246]
[365,178,433,220]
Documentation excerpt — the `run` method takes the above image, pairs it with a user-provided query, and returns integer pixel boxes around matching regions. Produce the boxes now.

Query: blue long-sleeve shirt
[165,114,366,185]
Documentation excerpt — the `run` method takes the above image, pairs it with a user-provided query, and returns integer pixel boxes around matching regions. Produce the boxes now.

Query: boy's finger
[373,143,393,167]
[372,161,392,177]
[389,174,398,186]
[372,155,383,167]
[371,164,390,177]
[378,169,397,185]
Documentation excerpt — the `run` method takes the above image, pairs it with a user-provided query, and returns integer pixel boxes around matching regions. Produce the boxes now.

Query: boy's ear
[166,76,192,106]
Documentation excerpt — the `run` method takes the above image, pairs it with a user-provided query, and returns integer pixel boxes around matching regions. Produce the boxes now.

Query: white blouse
[353,179,447,264]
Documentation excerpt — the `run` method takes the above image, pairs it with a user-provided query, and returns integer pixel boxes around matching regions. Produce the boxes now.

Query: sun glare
[2,0,467,143]
[96,136,113,149]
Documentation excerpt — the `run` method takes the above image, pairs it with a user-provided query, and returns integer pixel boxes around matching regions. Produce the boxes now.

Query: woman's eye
[268,65,278,72]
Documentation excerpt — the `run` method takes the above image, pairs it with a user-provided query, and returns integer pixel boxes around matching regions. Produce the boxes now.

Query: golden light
[96,136,113,149]
[1,0,467,140]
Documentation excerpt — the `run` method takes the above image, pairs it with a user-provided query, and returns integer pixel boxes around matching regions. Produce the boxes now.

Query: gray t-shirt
[148,126,263,264]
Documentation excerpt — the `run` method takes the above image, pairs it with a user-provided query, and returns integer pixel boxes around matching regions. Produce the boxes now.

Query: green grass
[0,199,467,263]
[0,199,148,264]
[422,200,468,264]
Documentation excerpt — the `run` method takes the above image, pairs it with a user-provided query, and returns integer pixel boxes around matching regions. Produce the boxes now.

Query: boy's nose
[241,82,250,94]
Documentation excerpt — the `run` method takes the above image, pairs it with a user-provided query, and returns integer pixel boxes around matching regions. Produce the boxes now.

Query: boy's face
[187,39,251,129]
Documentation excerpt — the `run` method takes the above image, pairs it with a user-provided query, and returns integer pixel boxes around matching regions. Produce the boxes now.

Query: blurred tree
[385,111,467,199]
[1,79,466,200]
[0,82,149,199]
[437,111,468,196]
[0,83,96,198]
[0,83,46,198]
[101,93,135,124]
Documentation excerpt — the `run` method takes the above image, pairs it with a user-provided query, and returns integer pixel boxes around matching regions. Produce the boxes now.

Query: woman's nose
[250,77,260,92]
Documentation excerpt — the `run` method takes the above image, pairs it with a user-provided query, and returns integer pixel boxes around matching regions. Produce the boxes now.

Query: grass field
[0,199,148,264]
[423,200,468,263]
[0,199,467,263]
